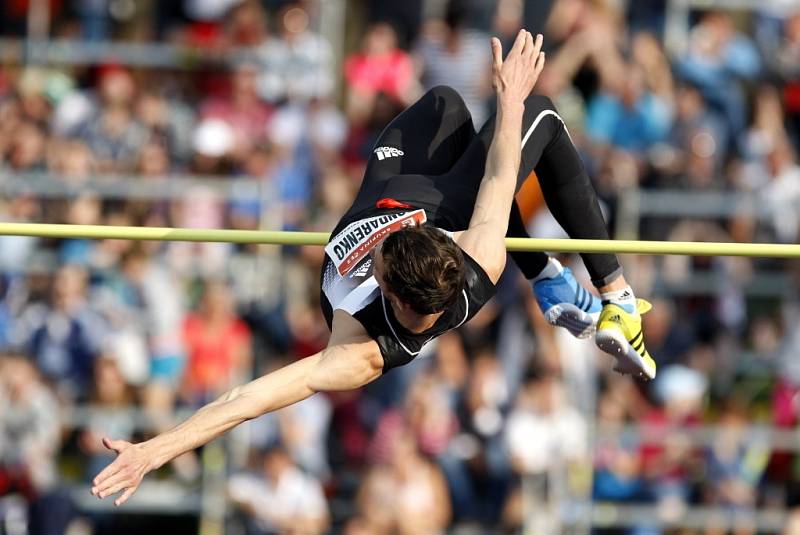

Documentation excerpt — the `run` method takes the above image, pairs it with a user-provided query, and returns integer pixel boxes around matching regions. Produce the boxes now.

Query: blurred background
[0,0,799,533]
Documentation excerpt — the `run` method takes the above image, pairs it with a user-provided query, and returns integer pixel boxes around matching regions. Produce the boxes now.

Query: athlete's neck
[391,301,444,333]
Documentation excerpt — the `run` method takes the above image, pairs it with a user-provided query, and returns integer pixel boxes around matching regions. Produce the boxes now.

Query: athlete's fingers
[533,33,543,56]
[97,476,134,500]
[522,30,534,57]
[93,460,121,488]
[102,436,129,454]
[93,470,130,498]
[491,37,503,69]
[534,51,546,75]
[510,28,526,56]
[115,486,139,507]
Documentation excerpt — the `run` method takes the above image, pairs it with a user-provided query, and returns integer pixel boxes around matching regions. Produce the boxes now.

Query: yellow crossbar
[0,222,798,257]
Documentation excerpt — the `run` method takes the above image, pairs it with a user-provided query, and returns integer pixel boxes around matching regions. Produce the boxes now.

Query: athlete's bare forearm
[458,32,545,280]
[471,100,524,223]
[143,354,321,470]
[92,319,382,505]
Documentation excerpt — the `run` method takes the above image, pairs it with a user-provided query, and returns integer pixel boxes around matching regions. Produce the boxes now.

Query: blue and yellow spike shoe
[533,267,602,339]
[595,298,656,379]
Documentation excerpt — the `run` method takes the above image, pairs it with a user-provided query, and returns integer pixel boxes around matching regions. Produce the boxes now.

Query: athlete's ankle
[601,286,637,315]
[531,257,563,283]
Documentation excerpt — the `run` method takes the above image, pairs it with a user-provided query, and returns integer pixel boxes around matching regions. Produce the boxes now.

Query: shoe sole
[595,328,656,379]
[544,303,598,339]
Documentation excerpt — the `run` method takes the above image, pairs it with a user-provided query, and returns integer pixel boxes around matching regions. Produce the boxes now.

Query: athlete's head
[374,225,466,315]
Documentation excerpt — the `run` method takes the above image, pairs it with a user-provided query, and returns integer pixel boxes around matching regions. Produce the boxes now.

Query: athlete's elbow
[308,347,384,392]
[352,352,384,388]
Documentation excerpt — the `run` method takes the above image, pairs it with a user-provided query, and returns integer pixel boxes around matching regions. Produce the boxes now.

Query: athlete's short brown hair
[380,225,466,315]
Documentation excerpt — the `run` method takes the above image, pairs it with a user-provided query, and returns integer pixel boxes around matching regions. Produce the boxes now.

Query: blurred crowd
[1,0,800,534]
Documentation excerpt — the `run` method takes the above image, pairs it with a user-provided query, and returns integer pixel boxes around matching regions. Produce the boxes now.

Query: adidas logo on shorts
[374,146,404,160]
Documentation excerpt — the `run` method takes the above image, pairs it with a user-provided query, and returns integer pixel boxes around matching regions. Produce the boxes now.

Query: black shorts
[342,86,580,231]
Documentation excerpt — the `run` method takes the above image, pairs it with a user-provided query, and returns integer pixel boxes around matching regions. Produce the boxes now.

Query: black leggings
[347,86,622,287]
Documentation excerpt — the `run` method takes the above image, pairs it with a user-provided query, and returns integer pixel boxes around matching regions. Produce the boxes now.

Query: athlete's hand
[491,30,546,104]
[91,437,155,506]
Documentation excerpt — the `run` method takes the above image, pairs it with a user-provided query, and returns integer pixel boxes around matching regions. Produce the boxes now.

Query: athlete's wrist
[141,437,171,471]
[497,94,526,113]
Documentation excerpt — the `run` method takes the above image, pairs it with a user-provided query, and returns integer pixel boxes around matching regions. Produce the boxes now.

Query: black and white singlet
[319,204,496,372]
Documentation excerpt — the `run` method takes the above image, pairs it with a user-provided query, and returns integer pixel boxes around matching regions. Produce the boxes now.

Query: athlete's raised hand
[491,30,546,104]
[91,437,155,506]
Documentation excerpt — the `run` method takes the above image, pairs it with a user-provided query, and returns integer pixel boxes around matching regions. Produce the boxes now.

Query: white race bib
[325,209,427,276]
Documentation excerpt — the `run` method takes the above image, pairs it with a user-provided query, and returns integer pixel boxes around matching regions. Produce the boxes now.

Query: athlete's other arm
[455,30,546,282]
[91,310,381,505]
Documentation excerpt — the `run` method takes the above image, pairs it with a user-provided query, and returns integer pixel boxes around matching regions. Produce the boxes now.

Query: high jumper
[91,30,653,505]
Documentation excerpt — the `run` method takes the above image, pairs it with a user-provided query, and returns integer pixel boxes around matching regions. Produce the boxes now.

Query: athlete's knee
[428,85,461,101]
[428,85,469,113]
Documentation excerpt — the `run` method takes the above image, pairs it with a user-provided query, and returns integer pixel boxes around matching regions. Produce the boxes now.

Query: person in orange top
[181,280,252,406]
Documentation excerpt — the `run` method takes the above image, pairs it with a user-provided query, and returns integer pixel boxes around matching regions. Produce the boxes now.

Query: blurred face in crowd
[232,64,259,103]
[524,375,562,415]
[676,85,704,121]
[9,122,45,170]
[56,140,94,179]
[53,265,89,308]
[598,392,625,424]
[620,64,645,108]
[363,23,397,56]
[242,145,274,177]
[753,85,783,130]
[138,141,170,176]
[466,353,504,412]
[692,11,734,57]
[631,32,662,69]
[263,448,292,483]
[100,68,136,108]
[280,4,309,40]
[227,0,267,46]
[8,195,39,220]
[787,11,800,44]
[66,193,101,226]
[136,93,168,128]
[0,356,39,402]
[200,281,235,321]
[766,136,796,177]
[94,357,129,405]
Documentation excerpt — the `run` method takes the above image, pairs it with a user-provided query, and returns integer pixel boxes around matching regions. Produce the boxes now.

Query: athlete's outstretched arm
[91,311,382,506]
[456,30,545,282]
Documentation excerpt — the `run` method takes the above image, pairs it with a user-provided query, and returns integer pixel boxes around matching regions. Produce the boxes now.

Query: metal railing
[61,405,800,531]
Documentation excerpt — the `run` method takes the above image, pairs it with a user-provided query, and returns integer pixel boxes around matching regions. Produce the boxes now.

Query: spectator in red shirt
[344,22,420,124]
[181,280,252,405]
